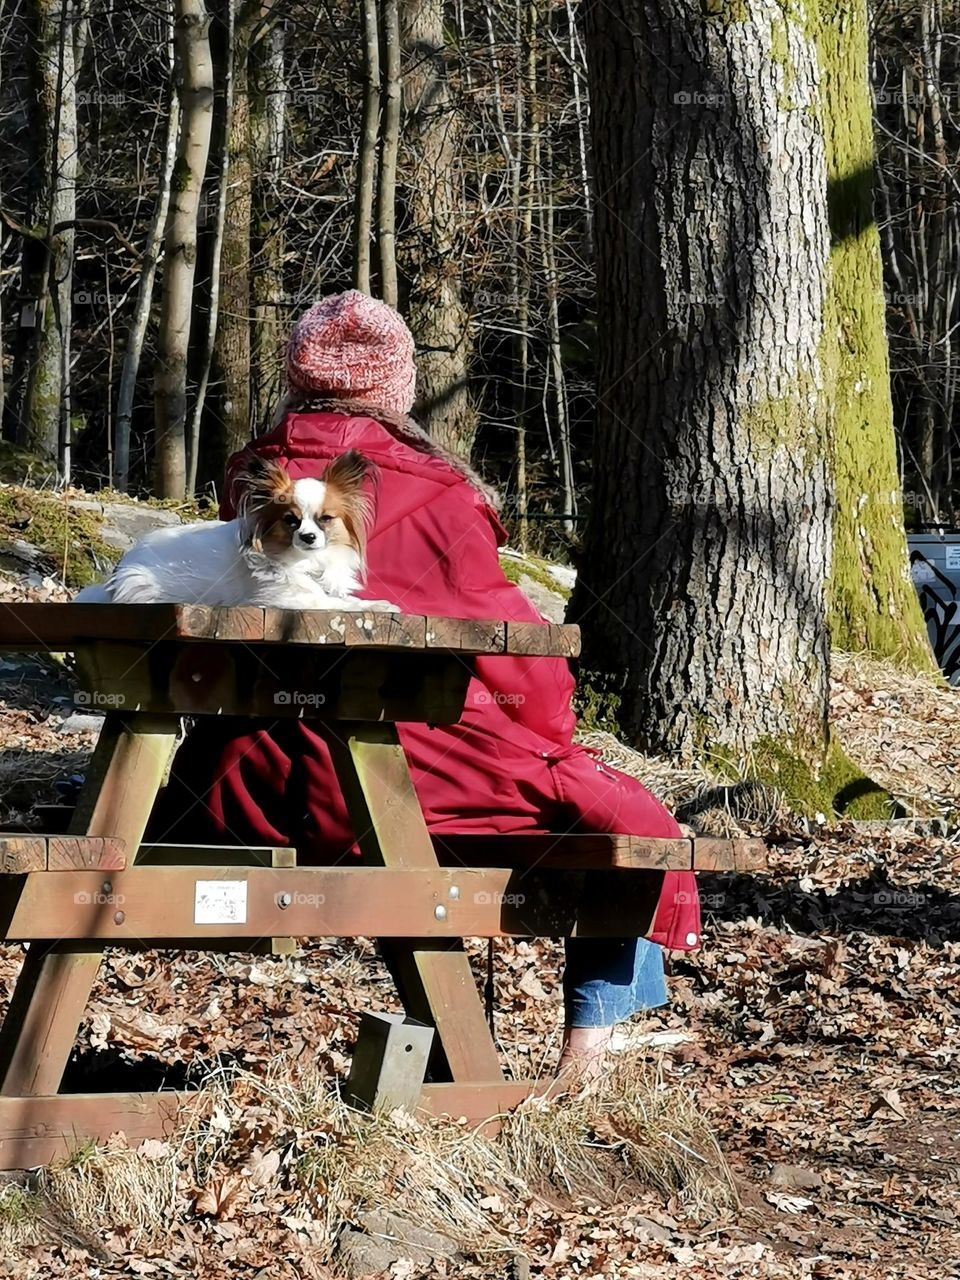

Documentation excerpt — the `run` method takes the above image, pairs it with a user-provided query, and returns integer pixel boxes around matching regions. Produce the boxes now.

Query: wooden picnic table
[0,603,766,1167]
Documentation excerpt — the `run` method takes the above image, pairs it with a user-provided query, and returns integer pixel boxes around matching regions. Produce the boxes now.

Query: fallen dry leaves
[0,613,957,1277]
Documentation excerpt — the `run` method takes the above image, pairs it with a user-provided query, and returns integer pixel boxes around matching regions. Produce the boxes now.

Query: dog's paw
[360,599,401,613]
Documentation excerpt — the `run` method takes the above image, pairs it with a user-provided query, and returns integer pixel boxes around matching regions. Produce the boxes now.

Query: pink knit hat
[286,290,417,415]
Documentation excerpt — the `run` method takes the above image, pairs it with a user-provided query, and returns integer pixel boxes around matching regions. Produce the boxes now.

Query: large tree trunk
[154,0,214,499]
[17,0,77,464]
[572,0,934,799]
[818,0,934,664]
[572,0,833,769]
[398,0,476,456]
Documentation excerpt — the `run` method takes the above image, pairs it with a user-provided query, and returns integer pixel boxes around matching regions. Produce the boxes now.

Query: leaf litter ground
[0,630,956,1278]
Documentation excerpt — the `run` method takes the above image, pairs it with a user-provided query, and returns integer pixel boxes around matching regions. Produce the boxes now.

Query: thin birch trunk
[115,21,179,493]
[376,0,400,307]
[538,69,575,534]
[565,0,593,247]
[188,0,235,494]
[153,0,214,498]
[353,0,380,294]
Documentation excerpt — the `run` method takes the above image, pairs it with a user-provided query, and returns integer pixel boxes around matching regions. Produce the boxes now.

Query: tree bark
[354,0,380,295]
[572,0,834,766]
[398,0,476,456]
[17,0,77,464]
[816,0,934,664]
[115,27,180,493]
[377,0,400,307]
[154,0,214,499]
[250,11,285,430]
[206,0,254,484]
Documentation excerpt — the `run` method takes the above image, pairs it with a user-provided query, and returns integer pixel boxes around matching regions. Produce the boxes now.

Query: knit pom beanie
[285,290,416,415]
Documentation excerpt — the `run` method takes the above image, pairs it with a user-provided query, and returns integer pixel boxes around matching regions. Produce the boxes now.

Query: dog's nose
[299,530,317,545]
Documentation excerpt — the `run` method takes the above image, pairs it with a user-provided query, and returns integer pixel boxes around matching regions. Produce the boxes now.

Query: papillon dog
[76,451,396,610]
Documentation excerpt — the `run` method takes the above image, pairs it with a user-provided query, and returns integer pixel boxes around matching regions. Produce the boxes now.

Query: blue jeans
[563,938,668,1028]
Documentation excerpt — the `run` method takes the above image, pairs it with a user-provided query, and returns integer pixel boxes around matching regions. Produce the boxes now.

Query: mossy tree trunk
[572,0,833,770]
[813,0,934,667]
[398,0,477,457]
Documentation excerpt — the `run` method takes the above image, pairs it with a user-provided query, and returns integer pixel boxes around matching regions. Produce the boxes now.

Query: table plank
[0,1092,188,1169]
[0,604,579,657]
[0,865,663,940]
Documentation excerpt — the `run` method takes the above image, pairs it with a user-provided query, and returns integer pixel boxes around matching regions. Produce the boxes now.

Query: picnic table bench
[0,603,767,1168]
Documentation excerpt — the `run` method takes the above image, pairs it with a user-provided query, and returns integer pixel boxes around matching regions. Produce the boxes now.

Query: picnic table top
[0,603,580,657]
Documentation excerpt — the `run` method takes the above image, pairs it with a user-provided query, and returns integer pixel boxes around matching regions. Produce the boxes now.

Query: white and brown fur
[76,451,396,610]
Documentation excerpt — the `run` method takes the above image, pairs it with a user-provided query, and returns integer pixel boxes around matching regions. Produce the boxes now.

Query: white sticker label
[194,880,247,925]
[911,559,937,583]
[946,545,960,570]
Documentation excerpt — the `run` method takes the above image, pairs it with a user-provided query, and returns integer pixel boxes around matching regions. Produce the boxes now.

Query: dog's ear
[321,450,375,494]
[234,454,292,515]
[322,451,378,556]
[233,454,293,551]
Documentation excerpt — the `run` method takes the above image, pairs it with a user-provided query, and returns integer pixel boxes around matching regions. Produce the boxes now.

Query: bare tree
[154,0,214,498]
[250,9,286,428]
[353,0,380,295]
[399,0,477,455]
[377,0,400,306]
[115,24,180,493]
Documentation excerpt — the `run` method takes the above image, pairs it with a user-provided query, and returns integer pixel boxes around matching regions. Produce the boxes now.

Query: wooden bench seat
[0,836,126,873]
[0,835,769,875]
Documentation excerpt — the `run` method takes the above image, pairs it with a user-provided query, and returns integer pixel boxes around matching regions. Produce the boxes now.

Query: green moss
[0,487,117,588]
[712,733,898,818]
[807,0,935,671]
[499,552,572,600]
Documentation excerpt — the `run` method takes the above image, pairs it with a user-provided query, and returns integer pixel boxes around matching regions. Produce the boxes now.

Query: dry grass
[575,729,718,810]
[0,1055,736,1261]
[499,1056,738,1215]
[0,1141,179,1253]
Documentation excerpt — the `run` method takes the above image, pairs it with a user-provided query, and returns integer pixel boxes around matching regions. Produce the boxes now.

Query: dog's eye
[317,514,333,525]
[283,513,300,529]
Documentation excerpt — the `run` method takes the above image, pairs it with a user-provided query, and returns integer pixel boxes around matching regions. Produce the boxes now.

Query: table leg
[0,714,179,1095]
[326,724,504,1084]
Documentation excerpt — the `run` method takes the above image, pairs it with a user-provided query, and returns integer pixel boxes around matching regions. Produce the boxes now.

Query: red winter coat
[159,410,701,951]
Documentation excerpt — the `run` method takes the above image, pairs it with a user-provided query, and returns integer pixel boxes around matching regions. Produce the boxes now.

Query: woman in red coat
[160,291,701,1073]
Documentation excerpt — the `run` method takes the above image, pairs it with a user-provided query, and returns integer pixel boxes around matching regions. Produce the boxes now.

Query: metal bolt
[448,885,460,900]
[434,904,447,921]
[113,910,125,925]
[101,881,112,895]
[277,892,293,909]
